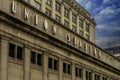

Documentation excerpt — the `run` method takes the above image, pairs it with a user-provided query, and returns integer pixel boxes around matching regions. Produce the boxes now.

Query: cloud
[103,0,109,3]
[85,1,92,10]
[99,6,115,15]
[96,37,120,48]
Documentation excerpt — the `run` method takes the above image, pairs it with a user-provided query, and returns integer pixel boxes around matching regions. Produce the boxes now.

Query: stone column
[69,10,72,29]
[0,37,9,80]
[83,20,86,37]
[72,63,75,80]
[100,74,102,80]
[59,58,63,80]
[43,53,48,80]
[91,71,95,80]
[24,45,31,80]
[52,0,55,19]
[77,15,79,34]
[82,67,86,80]
[42,0,46,13]
[61,3,64,25]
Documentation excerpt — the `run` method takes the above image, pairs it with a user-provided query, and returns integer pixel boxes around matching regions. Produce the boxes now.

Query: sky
[76,0,120,48]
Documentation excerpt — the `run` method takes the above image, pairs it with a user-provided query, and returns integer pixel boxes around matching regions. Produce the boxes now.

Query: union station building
[0,0,120,80]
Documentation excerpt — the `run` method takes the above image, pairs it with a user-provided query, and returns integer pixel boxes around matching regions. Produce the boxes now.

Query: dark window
[64,8,69,18]
[75,67,78,77]
[34,1,41,10]
[79,30,83,36]
[37,53,42,66]
[56,15,61,22]
[56,2,61,12]
[9,43,15,58]
[85,23,89,32]
[64,20,69,28]
[86,71,91,80]
[54,59,58,70]
[63,62,71,74]
[17,46,23,60]
[72,14,76,23]
[95,74,100,80]
[45,8,51,17]
[79,18,83,27]
[31,51,36,64]
[48,57,58,71]
[63,63,66,73]
[48,57,53,69]
[79,68,82,77]
[72,25,76,32]
[68,64,71,74]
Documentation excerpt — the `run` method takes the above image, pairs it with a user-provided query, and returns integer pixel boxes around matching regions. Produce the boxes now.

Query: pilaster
[52,0,55,19]
[83,67,86,80]
[69,10,72,29]
[24,45,31,80]
[83,20,86,37]
[59,58,63,80]
[77,15,79,34]
[42,0,46,13]
[91,71,95,80]
[0,37,9,80]
[61,3,64,25]
[72,63,75,80]
[43,53,48,80]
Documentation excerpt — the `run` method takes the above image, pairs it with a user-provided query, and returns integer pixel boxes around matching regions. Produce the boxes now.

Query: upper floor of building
[21,0,96,43]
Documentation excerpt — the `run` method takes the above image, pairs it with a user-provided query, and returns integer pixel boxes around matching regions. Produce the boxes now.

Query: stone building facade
[0,0,120,80]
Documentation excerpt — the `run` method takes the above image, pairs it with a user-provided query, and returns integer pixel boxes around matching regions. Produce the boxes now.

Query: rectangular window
[72,25,76,32]
[54,59,58,70]
[79,68,82,77]
[86,34,89,40]
[55,15,61,22]
[102,76,107,80]
[48,57,53,69]
[37,53,42,66]
[31,51,42,66]
[75,67,82,78]
[63,62,71,74]
[46,0,52,6]
[75,67,78,77]
[56,2,61,13]
[85,23,89,32]
[31,51,36,64]
[63,63,66,73]
[9,43,15,58]
[86,71,91,80]
[9,43,23,60]
[64,20,69,28]
[72,14,76,23]
[68,64,71,74]
[64,8,69,18]
[45,8,51,17]
[48,57,58,71]
[79,30,83,36]
[17,46,23,60]
[34,1,41,10]
[79,18,83,28]
[95,74,100,80]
